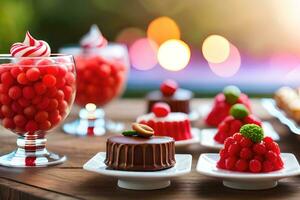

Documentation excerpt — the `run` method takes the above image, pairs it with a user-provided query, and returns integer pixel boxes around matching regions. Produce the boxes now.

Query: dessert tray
[83,152,192,190]
[175,128,201,147]
[199,122,280,150]
[261,98,300,134]
[196,153,300,190]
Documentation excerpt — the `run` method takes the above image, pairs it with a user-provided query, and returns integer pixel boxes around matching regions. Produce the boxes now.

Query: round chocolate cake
[147,88,193,114]
[105,136,176,171]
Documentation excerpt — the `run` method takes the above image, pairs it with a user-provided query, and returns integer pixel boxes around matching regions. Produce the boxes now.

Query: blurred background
[1,0,300,97]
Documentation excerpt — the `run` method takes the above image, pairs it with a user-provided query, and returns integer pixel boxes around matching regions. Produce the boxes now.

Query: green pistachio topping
[240,124,264,143]
[230,104,249,119]
[223,85,241,104]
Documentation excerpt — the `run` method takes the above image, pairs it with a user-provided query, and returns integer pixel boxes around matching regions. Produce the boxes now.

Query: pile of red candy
[0,59,75,134]
[75,55,126,106]
[217,124,284,173]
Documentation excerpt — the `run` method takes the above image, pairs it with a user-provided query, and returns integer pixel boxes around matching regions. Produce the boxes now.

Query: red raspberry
[233,133,243,142]
[235,159,248,172]
[253,155,264,162]
[219,149,228,159]
[253,143,266,155]
[228,143,240,156]
[160,79,178,96]
[8,86,22,100]
[243,115,262,126]
[229,120,242,133]
[249,159,262,173]
[240,147,253,160]
[275,157,284,169]
[152,103,170,117]
[266,151,278,162]
[218,122,229,133]
[224,137,235,150]
[26,68,40,81]
[262,160,274,172]
[43,74,56,87]
[263,136,273,144]
[239,137,253,148]
[225,157,237,170]
[266,142,280,154]
[217,158,226,169]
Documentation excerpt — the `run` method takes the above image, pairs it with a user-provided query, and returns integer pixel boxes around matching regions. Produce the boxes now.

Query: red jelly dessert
[205,85,251,127]
[147,79,193,114]
[137,102,192,141]
[214,104,261,144]
[217,124,284,173]
[74,25,127,107]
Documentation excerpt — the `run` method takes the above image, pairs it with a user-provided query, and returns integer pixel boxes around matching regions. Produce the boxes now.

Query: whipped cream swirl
[10,31,51,57]
[80,25,107,48]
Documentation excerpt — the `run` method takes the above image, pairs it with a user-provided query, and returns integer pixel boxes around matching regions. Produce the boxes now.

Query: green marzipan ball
[230,104,249,119]
[240,124,264,143]
[122,130,138,136]
[223,85,241,104]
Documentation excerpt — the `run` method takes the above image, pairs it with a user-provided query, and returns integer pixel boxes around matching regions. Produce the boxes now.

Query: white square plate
[196,153,300,190]
[261,98,300,135]
[200,122,279,150]
[83,152,192,190]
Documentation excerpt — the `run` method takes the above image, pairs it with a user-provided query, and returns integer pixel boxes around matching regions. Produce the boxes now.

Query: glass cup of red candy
[0,55,76,167]
[60,44,129,136]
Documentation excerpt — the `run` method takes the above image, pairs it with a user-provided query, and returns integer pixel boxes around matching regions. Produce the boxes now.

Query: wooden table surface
[0,99,300,200]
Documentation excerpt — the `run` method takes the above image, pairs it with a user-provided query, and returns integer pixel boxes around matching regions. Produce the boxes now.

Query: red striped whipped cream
[10,31,51,57]
[80,25,107,49]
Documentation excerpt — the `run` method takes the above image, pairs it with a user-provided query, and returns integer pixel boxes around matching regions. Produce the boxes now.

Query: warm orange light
[158,39,191,71]
[115,27,145,46]
[147,16,180,45]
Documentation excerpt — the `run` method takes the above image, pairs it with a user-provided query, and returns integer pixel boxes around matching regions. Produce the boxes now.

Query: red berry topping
[152,102,171,117]
[235,159,248,172]
[253,143,266,155]
[240,147,253,160]
[160,79,178,97]
[225,157,237,170]
[249,159,262,173]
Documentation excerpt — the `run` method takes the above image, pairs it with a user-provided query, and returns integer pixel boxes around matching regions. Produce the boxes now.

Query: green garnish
[230,104,249,119]
[240,124,264,143]
[122,130,138,137]
[223,85,241,104]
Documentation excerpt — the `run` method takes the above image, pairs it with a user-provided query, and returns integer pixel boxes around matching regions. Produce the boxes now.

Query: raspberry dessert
[61,25,129,136]
[147,79,193,114]
[137,102,192,141]
[0,31,75,167]
[214,104,262,144]
[217,124,284,173]
[205,85,251,127]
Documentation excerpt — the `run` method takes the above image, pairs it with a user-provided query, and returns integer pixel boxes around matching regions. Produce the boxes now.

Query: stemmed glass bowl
[0,54,76,167]
[60,43,129,136]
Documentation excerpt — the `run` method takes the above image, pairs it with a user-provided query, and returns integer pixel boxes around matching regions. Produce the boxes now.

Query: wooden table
[0,99,300,200]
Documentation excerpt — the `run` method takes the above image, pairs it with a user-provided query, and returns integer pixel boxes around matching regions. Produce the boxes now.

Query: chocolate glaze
[105,136,176,171]
[147,89,193,114]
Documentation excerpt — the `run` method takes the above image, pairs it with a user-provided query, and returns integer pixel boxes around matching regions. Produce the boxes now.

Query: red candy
[217,133,284,173]
[75,55,126,106]
[152,102,170,117]
[160,79,178,97]
[0,60,75,134]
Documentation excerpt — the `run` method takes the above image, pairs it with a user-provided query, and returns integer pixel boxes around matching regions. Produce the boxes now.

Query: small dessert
[274,86,300,122]
[205,85,251,127]
[146,79,193,114]
[137,102,192,141]
[105,123,176,171]
[217,124,284,173]
[214,104,261,144]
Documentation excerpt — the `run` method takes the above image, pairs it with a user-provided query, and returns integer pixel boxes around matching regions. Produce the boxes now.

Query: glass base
[63,107,124,136]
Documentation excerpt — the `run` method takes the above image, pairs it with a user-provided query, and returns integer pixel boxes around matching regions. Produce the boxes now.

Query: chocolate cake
[147,88,193,114]
[105,136,176,171]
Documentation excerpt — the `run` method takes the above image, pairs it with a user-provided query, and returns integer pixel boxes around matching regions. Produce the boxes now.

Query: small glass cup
[60,43,129,136]
[0,54,76,167]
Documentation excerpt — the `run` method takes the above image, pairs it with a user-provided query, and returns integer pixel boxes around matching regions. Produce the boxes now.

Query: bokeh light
[157,39,191,71]
[208,44,241,77]
[129,38,158,71]
[202,35,230,64]
[147,16,180,45]
[115,27,145,46]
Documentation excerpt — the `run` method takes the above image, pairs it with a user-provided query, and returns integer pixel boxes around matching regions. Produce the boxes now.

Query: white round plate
[83,152,192,190]
[196,153,300,190]
[199,121,280,150]
[261,98,300,135]
[175,128,201,147]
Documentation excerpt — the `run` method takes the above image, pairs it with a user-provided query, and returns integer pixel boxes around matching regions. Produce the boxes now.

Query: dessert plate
[261,98,300,135]
[199,122,280,150]
[83,152,192,190]
[175,128,201,147]
[196,153,300,190]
